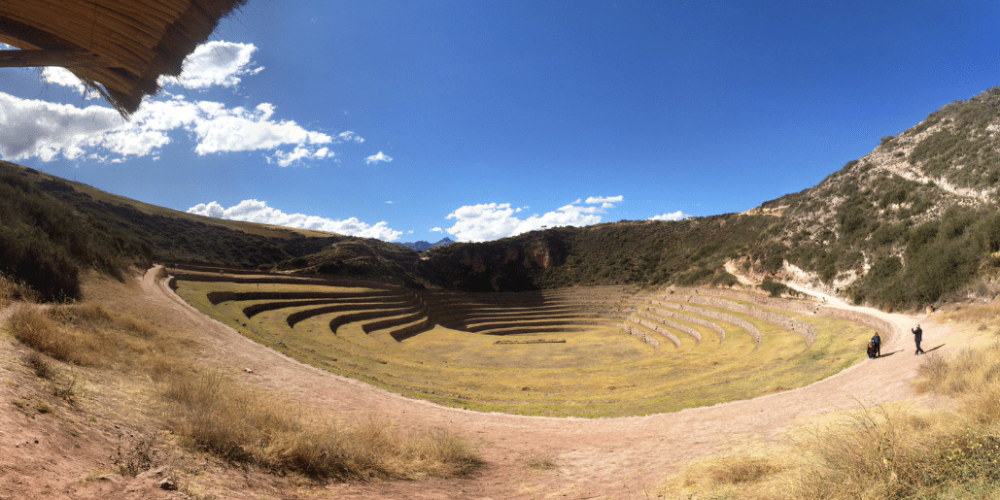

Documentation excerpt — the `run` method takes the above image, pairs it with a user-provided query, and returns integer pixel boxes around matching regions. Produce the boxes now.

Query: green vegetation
[907,88,1000,189]
[0,163,151,301]
[416,214,779,292]
[176,277,872,418]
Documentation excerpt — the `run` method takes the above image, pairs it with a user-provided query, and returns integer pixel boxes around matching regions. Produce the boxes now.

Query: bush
[879,187,907,207]
[8,306,76,362]
[972,212,1000,253]
[906,239,977,304]
[0,224,80,302]
[760,278,788,298]
[818,252,838,284]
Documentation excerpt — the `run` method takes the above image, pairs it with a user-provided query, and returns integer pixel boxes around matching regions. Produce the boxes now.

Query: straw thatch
[0,0,248,116]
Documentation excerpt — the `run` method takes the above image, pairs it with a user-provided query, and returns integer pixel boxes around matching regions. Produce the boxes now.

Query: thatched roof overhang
[0,0,248,116]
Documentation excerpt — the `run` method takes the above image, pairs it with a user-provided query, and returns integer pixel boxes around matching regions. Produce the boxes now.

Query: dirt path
[145,267,954,499]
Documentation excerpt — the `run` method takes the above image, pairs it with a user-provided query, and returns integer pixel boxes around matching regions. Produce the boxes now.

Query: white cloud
[0,94,123,161]
[386,201,393,204]
[160,41,263,90]
[0,40,363,168]
[430,227,443,233]
[0,91,338,165]
[338,131,365,143]
[585,195,623,205]
[266,145,331,168]
[366,151,392,165]
[443,198,621,242]
[188,101,332,155]
[648,211,691,221]
[187,199,403,241]
[407,230,414,234]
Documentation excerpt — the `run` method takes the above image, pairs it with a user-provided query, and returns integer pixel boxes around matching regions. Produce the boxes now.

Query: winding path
[146,267,953,499]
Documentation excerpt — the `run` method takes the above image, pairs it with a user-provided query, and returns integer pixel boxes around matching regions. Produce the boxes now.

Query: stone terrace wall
[673,295,816,346]
[640,305,726,342]
[667,287,816,315]
[243,297,407,319]
[173,272,401,290]
[634,310,701,342]
[629,317,682,347]
[624,324,660,348]
[207,290,397,305]
[652,300,762,345]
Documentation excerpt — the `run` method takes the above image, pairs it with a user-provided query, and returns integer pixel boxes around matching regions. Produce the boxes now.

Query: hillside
[754,88,1000,308]
[412,87,1000,309]
[4,87,1000,310]
[0,161,424,298]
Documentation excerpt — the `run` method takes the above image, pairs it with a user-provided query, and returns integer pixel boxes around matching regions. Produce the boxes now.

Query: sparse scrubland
[658,303,1000,500]
[2,273,482,489]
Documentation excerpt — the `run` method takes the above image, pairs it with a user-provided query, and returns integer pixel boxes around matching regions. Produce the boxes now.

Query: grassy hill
[414,87,1000,309]
[0,161,422,299]
[4,87,1000,310]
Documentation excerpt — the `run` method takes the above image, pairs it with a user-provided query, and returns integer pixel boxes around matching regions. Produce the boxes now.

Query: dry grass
[705,456,782,485]
[160,371,482,480]
[24,350,54,379]
[664,405,1000,499]
[8,302,164,369]
[0,274,39,307]
[9,291,482,482]
[658,300,1000,500]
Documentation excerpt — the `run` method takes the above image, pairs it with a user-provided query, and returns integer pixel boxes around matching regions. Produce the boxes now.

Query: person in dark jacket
[871,332,882,358]
[867,340,878,359]
[911,324,924,355]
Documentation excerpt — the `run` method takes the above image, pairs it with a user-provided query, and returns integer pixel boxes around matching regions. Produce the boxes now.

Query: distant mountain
[396,238,455,252]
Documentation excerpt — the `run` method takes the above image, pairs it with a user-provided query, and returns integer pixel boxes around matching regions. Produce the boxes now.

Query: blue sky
[2,1,1000,242]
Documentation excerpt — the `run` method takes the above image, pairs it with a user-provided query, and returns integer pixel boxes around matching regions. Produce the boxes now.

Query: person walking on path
[912,324,925,355]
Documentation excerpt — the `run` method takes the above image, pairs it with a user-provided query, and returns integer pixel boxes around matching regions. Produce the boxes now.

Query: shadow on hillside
[876,350,901,358]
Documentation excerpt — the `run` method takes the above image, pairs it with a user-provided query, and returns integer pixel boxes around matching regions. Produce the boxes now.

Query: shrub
[0,224,80,302]
[818,252,838,284]
[879,186,907,207]
[906,239,977,304]
[25,351,54,379]
[972,212,1000,253]
[760,278,788,298]
[8,306,76,362]
[711,271,738,288]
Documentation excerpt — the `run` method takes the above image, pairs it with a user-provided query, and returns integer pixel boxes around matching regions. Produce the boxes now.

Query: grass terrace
[173,268,879,417]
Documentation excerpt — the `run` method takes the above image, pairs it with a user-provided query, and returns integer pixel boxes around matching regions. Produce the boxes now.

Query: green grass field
[175,276,873,417]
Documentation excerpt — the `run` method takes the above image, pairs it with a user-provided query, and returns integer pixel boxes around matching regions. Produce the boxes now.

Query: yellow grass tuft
[704,456,782,485]
[160,371,482,480]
